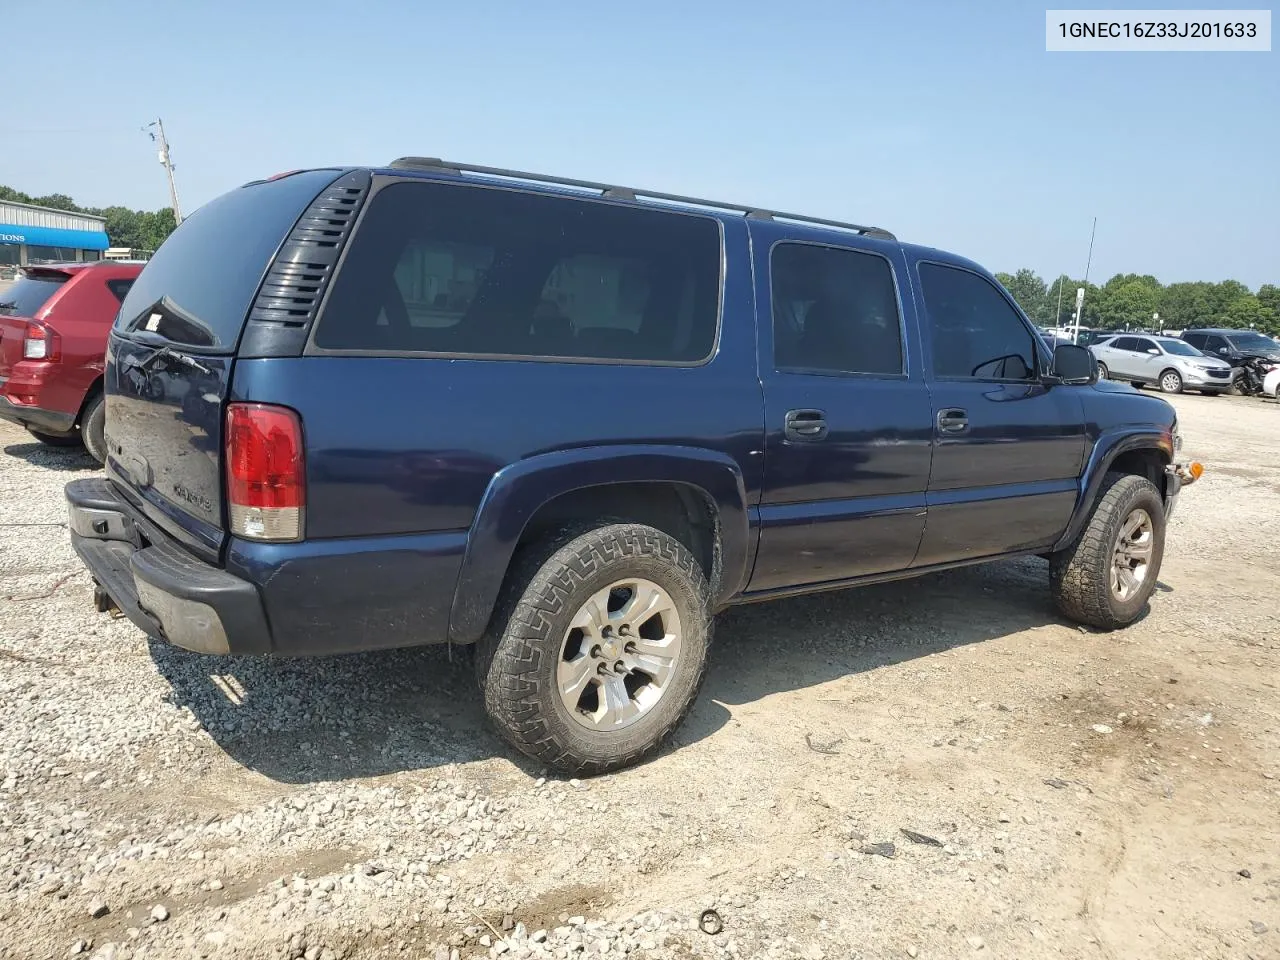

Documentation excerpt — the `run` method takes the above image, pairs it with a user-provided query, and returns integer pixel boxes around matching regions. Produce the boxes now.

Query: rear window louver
[237,169,372,357]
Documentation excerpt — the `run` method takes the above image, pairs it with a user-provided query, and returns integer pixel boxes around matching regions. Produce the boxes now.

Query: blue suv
[65,158,1200,774]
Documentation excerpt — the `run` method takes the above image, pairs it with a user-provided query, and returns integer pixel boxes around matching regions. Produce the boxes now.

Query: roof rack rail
[386,157,896,241]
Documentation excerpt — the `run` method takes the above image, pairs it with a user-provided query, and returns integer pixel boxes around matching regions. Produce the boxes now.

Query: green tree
[1045,275,1102,327]
[1096,273,1162,330]
[996,268,1049,324]
[1158,282,1216,329]
[1222,294,1274,332]
[1253,284,1279,323]
[31,193,78,212]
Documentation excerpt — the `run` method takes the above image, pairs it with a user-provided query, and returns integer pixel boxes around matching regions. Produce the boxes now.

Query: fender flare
[1052,427,1173,552]
[447,444,752,644]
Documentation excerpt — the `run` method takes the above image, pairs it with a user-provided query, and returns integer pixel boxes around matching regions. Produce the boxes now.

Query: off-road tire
[475,522,712,776]
[27,428,81,448]
[1050,472,1165,630]
[81,394,107,465]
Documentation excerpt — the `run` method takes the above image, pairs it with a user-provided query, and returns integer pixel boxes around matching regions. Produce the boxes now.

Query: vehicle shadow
[3,441,99,472]
[151,555,1095,785]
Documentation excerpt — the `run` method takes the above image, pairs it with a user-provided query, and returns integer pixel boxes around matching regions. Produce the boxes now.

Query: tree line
[0,185,176,254]
[995,268,1279,336]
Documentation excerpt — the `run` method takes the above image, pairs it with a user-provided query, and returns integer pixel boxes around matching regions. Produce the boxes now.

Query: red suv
[0,261,144,463]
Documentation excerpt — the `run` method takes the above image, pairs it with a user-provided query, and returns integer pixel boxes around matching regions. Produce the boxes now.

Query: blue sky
[4,0,1276,287]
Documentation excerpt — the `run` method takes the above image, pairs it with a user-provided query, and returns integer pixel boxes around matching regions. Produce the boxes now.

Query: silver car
[1091,334,1234,395]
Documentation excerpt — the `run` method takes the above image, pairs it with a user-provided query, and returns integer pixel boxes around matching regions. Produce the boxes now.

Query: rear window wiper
[123,343,213,376]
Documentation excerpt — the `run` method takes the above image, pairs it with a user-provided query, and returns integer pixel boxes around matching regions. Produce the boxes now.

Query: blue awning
[0,223,110,251]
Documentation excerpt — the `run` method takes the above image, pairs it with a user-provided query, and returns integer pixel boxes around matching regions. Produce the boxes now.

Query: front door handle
[937,408,969,434]
[784,408,828,442]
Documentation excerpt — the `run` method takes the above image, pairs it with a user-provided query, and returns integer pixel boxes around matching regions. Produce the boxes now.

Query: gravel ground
[1,392,1278,960]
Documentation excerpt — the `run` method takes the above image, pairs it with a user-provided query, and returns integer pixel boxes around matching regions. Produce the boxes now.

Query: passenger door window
[1132,337,1158,355]
[770,243,904,376]
[919,263,1038,380]
[1203,335,1230,356]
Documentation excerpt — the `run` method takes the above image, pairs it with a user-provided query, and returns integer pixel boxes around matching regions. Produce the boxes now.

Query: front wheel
[475,523,712,775]
[1159,370,1183,394]
[1050,472,1166,630]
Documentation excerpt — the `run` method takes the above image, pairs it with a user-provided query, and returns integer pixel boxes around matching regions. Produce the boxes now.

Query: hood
[1180,354,1233,370]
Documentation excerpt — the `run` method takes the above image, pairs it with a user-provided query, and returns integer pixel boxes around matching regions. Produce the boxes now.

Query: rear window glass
[113,169,341,350]
[313,181,722,363]
[0,275,68,316]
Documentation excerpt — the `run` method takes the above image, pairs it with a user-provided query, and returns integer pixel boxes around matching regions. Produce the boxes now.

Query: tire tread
[475,522,711,776]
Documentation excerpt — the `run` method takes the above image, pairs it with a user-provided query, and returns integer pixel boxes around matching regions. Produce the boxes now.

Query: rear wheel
[1096,362,1109,379]
[1159,369,1183,394]
[27,428,81,448]
[80,394,107,465]
[1050,472,1165,630]
[475,522,712,775]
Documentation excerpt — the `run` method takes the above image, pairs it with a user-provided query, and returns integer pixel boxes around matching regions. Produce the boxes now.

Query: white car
[1090,334,1235,395]
[1264,366,1280,399]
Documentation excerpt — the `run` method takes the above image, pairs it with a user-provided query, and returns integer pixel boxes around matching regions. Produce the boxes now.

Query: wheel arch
[1053,429,1172,552]
[75,376,104,426]
[447,445,752,644]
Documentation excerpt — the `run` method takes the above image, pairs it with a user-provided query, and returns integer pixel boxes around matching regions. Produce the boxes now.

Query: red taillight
[225,403,305,541]
[23,322,61,361]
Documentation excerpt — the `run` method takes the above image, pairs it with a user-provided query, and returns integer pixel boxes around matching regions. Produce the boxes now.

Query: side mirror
[1051,343,1097,384]
[1217,347,1229,355]
[1147,347,1161,355]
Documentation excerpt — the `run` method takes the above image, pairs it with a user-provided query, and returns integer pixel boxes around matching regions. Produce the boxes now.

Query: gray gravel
[2,393,1278,960]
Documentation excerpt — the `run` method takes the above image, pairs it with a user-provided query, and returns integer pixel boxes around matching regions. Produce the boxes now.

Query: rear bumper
[65,477,272,655]
[0,394,76,435]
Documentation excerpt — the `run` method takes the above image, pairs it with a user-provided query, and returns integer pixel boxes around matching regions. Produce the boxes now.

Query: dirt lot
[1,392,1277,960]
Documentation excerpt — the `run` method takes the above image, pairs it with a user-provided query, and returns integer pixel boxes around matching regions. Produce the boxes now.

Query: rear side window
[1111,337,1137,351]
[1182,333,1204,349]
[106,279,134,304]
[770,242,903,376]
[113,169,342,350]
[313,181,722,363]
[919,263,1039,380]
[0,274,68,316]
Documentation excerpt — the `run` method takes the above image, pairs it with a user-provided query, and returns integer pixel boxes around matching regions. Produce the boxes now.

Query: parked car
[64,159,1200,775]
[0,261,145,461]
[1090,334,1233,395]
[1180,328,1280,390]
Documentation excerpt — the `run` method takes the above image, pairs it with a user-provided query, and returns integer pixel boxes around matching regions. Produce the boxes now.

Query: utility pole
[146,119,183,225]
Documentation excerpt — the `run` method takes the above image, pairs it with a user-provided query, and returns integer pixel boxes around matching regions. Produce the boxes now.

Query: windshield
[1157,338,1202,357]
[1228,333,1280,355]
[0,275,68,317]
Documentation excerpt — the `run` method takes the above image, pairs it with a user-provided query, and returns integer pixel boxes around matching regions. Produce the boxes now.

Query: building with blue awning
[0,199,110,277]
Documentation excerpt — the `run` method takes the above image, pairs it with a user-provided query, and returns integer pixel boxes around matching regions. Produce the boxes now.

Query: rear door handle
[784,408,828,442]
[937,408,969,434]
